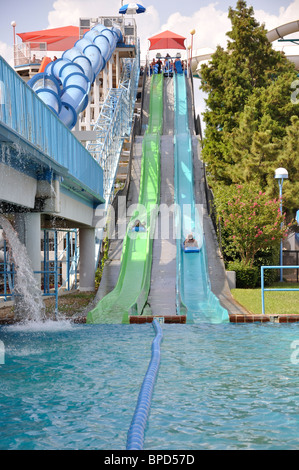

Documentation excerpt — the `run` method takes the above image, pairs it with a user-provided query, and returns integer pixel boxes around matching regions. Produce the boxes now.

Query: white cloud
[256,0,299,57]
[1,1,298,69]
[255,0,299,31]
[47,0,161,61]
[45,0,299,62]
[154,0,299,61]
[47,0,123,28]
[134,6,161,60]
[160,4,230,51]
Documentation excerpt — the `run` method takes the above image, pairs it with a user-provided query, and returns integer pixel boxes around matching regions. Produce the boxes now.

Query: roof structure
[148,30,186,50]
[17,26,80,51]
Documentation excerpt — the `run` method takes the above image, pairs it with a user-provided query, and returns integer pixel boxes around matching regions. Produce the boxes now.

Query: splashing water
[0,215,45,323]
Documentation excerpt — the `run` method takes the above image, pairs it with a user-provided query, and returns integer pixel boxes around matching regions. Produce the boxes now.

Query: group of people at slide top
[149,53,187,75]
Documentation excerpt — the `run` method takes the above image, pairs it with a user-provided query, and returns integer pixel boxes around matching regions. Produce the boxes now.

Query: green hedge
[227,260,259,288]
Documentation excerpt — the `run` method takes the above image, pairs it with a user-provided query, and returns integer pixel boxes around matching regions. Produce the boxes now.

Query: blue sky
[0,0,298,64]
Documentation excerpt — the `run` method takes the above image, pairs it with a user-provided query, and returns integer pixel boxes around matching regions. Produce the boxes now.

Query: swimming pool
[0,321,298,450]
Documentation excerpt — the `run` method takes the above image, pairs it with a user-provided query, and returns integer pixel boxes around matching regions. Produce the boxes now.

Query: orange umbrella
[148,30,186,50]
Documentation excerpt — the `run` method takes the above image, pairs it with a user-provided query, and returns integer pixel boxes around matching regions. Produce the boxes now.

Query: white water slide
[191,20,299,74]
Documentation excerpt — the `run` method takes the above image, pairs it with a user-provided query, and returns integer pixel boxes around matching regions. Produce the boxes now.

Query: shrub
[215,182,289,267]
[227,260,259,288]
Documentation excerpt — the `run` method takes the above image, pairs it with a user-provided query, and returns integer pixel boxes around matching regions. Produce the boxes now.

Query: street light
[275,167,288,282]
[11,21,16,46]
[190,29,196,73]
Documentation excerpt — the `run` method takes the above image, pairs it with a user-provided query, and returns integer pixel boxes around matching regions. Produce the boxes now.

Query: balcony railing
[13,42,48,67]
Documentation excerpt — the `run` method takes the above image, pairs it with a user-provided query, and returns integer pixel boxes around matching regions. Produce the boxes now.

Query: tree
[227,80,299,215]
[200,0,298,185]
[277,116,299,213]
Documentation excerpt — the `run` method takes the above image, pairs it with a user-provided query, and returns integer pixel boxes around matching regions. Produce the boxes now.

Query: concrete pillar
[15,213,41,286]
[108,61,113,90]
[79,227,95,292]
[115,51,120,86]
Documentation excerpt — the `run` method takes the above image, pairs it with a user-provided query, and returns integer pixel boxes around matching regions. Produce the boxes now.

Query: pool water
[0,321,298,450]
[0,322,153,450]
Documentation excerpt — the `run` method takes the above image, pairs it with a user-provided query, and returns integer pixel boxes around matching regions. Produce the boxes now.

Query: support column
[79,227,95,292]
[15,213,41,286]
[108,60,113,90]
[103,67,109,100]
[115,51,120,87]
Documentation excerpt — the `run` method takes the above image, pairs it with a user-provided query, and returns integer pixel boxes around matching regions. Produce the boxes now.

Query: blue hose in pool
[126,319,163,450]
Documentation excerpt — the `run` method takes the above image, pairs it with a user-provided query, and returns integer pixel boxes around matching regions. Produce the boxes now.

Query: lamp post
[187,45,191,78]
[11,21,16,45]
[190,29,195,73]
[275,167,288,282]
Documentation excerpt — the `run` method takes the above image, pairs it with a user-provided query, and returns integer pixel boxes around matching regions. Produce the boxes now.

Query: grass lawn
[231,282,299,315]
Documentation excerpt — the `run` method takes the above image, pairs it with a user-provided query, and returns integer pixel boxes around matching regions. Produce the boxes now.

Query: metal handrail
[87,41,140,208]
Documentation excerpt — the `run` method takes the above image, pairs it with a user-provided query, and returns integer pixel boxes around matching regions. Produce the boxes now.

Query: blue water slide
[173,73,229,324]
[27,23,122,129]
[28,73,62,115]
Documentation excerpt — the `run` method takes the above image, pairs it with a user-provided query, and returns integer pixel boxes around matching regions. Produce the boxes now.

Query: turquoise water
[0,321,298,450]
[0,322,153,450]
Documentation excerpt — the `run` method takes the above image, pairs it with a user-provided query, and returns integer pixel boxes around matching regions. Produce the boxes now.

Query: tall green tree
[277,116,299,213]
[200,0,298,187]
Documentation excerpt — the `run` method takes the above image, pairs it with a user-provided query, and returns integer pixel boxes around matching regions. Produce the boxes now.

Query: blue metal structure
[0,56,104,205]
[87,48,140,207]
[0,20,139,305]
[0,228,80,312]
[0,240,15,301]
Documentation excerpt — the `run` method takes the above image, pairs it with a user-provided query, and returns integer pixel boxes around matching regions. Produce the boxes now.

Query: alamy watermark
[290,340,299,365]
[0,340,5,365]
[291,80,299,104]
[0,80,5,106]
[93,198,204,241]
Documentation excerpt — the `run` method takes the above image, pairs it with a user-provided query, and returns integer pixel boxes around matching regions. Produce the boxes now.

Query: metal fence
[0,229,80,311]
[283,250,299,282]
[14,42,48,66]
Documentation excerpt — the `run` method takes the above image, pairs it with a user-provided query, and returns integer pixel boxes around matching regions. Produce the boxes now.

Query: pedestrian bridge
[0,56,104,227]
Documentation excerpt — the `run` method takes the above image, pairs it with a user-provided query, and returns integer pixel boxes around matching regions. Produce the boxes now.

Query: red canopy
[148,30,186,50]
[17,26,80,51]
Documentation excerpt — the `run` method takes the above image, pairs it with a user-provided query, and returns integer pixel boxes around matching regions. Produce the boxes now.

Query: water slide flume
[173,73,229,324]
[86,74,163,324]
[27,23,122,129]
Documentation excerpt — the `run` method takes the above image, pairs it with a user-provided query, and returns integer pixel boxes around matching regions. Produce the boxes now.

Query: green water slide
[86,74,163,324]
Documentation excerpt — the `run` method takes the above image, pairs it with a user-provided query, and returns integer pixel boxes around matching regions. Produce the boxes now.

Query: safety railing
[0,228,79,312]
[13,42,48,67]
[0,240,15,301]
[0,56,104,199]
[261,265,299,314]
